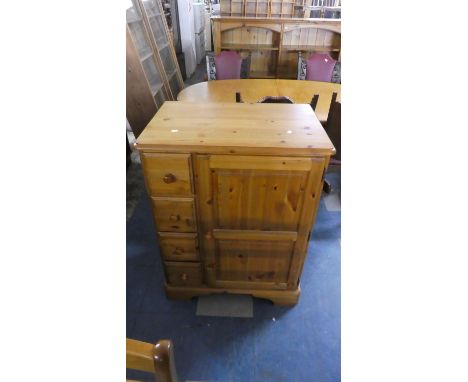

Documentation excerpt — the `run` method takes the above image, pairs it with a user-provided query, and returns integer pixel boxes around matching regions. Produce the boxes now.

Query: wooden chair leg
[323,179,332,194]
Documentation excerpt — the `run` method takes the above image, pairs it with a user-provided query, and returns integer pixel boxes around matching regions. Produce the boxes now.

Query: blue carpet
[127,172,341,382]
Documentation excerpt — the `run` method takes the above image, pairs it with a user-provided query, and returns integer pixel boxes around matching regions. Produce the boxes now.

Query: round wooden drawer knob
[170,214,180,221]
[180,272,188,281]
[163,173,176,184]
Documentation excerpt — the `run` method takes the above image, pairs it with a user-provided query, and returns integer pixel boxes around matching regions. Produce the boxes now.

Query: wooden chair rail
[126,338,178,382]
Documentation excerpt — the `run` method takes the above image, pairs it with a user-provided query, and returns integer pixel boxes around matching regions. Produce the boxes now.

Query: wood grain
[151,197,197,232]
[165,283,301,305]
[177,80,341,123]
[158,232,199,261]
[126,338,178,382]
[135,102,335,156]
[164,261,203,286]
[138,100,335,305]
[141,153,193,196]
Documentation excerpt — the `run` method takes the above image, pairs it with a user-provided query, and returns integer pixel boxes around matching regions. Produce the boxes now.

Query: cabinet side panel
[288,156,327,286]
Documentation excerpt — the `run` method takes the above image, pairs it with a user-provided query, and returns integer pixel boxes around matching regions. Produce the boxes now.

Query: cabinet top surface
[135,102,335,156]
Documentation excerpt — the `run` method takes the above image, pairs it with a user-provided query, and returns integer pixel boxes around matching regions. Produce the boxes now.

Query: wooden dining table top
[177,79,341,123]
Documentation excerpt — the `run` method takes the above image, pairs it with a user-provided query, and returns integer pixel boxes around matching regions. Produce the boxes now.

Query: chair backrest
[325,93,340,161]
[126,338,178,382]
[305,53,336,82]
[257,96,294,104]
[310,94,319,110]
[214,51,242,80]
[206,51,250,81]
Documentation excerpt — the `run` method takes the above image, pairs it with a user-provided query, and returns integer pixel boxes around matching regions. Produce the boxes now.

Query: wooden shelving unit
[221,43,279,50]
[212,16,340,79]
[220,0,340,18]
[221,0,314,18]
[282,44,340,52]
[126,0,184,138]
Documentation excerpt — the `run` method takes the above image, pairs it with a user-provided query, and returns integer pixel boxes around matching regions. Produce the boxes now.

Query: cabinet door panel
[195,154,326,289]
[216,239,294,284]
[215,169,307,231]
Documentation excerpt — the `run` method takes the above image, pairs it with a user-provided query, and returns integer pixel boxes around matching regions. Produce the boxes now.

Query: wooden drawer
[151,197,197,233]
[165,261,203,286]
[158,233,199,262]
[141,153,193,196]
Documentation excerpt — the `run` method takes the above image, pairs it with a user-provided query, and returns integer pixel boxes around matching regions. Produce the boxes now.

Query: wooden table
[177,79,341,123]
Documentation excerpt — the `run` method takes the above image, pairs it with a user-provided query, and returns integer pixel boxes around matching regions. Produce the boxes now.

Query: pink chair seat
[305,53,336,82]
[214,51,242,80]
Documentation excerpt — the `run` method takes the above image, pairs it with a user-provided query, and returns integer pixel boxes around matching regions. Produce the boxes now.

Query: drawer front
[152,197,197,232]
[158,233,199,262]
[165,261,202,286]
[142,153,193,196]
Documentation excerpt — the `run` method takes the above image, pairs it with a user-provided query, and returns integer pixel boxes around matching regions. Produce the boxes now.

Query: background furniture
[177,79,341,122]
[211,17,340,79]
[297,52,338,82]
[322,92,340,193]
[325,93,340,161]
[193,2,207,65]
[206,51,252,80]
[257,95,294,103]
[126,0,184,138]
[127,338,178,382]
[135,102,335,305]
[220,0,341,18]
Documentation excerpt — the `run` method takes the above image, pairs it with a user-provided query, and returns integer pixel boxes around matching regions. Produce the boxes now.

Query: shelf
[282,45,340,52]
[222,43,279,51]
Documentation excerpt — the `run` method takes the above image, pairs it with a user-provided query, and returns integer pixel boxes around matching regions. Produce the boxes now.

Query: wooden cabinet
[126,0,184,138]
[220,0,340,18]
[135,102,335,305]
[212,16,341,78]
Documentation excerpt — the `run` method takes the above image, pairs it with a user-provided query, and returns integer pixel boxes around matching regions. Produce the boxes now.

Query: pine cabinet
[126,0,184,137]
[135,102,335,305]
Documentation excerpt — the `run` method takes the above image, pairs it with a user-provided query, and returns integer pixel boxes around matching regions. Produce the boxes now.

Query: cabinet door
[126,0,170,106]
[139,0,184,99]
[195,155,326,290]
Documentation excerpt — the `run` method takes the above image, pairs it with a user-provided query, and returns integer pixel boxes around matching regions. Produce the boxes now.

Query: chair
[297,52,341,84]
[322,93,340,193]
[297,52,337,82]
[257,95,294,104]
[206,51,251,80]
[310,94,319,110]
[126,338,178,382]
